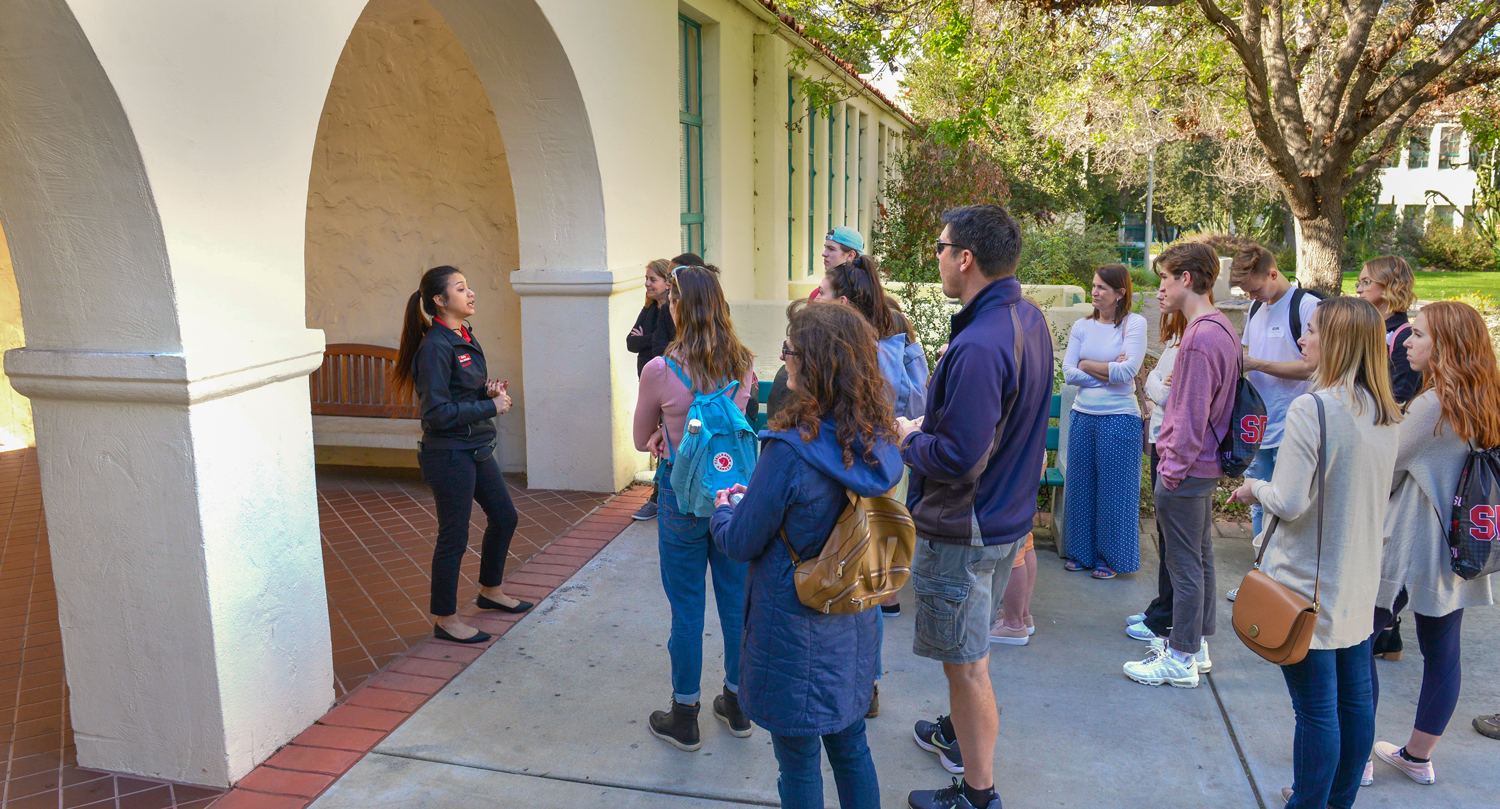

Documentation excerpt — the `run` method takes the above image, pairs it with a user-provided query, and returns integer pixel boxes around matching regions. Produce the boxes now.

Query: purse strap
[779,489,859,565]
[1253,394,1326,608]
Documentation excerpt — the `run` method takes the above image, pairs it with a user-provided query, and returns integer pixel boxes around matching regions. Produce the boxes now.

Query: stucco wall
[306,0,525,470]
[0,222,34,448]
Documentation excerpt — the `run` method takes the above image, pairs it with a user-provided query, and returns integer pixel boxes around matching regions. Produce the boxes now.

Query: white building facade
[0,0,908,787]
[1377,117,1482,229]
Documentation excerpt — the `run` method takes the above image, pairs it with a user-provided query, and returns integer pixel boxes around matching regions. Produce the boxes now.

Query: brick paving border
[208,486,651,809]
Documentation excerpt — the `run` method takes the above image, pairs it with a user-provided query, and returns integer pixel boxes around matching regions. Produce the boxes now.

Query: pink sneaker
[1373,741,1435,785]
[1025,615,1035,636]
[989,619,1028,646]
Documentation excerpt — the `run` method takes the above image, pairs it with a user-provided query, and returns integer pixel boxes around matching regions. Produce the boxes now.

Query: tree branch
[1356,8,1500,143]
[1261,0,1315,168]
[1308,0,1381,148]
[1343,0,1435,121]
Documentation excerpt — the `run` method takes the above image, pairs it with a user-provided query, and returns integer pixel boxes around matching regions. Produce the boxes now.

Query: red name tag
[457,353,472,366]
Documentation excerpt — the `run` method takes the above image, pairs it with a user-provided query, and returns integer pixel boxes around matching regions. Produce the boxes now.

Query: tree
[798,1,1500,294]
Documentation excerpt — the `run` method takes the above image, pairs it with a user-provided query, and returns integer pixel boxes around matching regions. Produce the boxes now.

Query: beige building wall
[0,222,34,448]
[305,0,525,470]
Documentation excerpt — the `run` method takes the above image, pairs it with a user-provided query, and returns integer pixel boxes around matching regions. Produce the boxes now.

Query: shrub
[1015,221,1119,289]
[1129,262,1159,290]
[1416,227,1500,272]
[1445,292,1499,316]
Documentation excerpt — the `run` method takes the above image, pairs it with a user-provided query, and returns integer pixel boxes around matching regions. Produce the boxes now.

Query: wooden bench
[309,344,423,463]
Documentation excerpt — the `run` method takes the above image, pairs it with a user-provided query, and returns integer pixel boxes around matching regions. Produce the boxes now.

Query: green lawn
[1340,270,1500,302]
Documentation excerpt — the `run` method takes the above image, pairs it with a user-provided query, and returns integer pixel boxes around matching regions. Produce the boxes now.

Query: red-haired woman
[1368,301,1499,787]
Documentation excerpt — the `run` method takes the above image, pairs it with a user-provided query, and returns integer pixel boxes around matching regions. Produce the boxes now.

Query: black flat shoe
[476,594,534,613]
[433,624,491,644]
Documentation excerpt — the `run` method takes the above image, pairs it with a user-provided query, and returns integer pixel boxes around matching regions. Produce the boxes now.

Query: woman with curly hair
[709,301,902,809]
[1367,300,1499,787]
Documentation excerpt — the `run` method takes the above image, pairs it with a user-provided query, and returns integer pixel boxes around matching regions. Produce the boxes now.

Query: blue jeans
[770,718,880,809]
[658,470,747,704]
[1246,446,1279,537]
[1280,639,1374,809]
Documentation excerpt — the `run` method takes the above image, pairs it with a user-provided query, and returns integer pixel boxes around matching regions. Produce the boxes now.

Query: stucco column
[512,270,645,492]
[5,333,333,786]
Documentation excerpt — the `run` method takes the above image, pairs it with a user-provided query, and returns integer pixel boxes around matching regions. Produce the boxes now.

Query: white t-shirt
[1242,285,1319,448]
[1063,313,1148,416]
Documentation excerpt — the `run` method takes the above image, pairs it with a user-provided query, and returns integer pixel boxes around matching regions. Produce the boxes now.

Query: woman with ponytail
[390,265,529,645]
[1367,301,1499,786]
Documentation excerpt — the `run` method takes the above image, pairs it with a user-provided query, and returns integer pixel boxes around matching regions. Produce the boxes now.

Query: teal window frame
[827,108,835,233]
[843,109,851,226]
[679,16,705,257]
[1438,126,1464,170]
[1408,128,1431,170]
[788,77,796,280]
[857,117,865,231]
[808,100,817,275]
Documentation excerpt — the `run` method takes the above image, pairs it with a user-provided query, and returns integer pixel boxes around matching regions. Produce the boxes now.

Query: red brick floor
[0,449,630,808]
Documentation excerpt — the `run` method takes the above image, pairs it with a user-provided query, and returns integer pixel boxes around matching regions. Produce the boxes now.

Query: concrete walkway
[309,522,1499,809]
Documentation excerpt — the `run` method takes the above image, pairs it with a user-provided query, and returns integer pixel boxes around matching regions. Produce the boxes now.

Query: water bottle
[687,418,702,435]
[730,492,745,506]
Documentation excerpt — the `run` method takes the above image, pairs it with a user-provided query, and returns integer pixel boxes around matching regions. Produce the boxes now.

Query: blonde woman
[1356,255,1422,404]
[1367,301,1499,786]
[1229,297,1402,809]
[627,258,677,521]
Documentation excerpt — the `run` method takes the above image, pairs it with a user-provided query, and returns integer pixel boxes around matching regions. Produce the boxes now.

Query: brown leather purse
[1232,395,1325,666]
[780,487,916,615]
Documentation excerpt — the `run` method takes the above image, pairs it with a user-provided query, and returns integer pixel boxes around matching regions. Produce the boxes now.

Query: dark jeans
[419,445,518,616]
[1142,446,1174,636]
[1372,589,1465,736]
[1281,639,1375,809]
[770,718,880,809]
[1154,475,1217,655]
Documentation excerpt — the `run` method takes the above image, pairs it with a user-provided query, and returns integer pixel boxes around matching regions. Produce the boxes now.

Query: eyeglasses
[935,240,968,256]
[1355,277,1378,290]
[780,341,800,358]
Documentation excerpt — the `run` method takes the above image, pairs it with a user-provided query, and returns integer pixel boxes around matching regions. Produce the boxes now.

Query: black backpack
[1447,446,1500,580]
[1202,318,1268,478]
[1247,287,1327,346]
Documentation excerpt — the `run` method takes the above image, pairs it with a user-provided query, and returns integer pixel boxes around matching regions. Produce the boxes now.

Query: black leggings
[419,446,519,616]
[1371,589,1465,737]
[1141,445,1174,637]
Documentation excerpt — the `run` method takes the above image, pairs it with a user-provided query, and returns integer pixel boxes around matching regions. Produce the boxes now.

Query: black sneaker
[712,687,752,738]
[882,604,902,617]
[913,715,963,774]
[649,699,700,751]
[632,501,659,521]
[908,778,1000,809]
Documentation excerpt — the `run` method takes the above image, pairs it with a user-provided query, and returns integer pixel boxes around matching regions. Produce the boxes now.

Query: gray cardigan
[1378,390,1495,616]
[1251,387,1400,650]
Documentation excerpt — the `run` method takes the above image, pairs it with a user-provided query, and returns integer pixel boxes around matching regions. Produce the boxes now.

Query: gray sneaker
[1226,587,1239,602]
[632,501,659,521]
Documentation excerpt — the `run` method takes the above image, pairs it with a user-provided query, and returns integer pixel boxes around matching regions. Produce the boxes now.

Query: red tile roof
[753,1,915,125]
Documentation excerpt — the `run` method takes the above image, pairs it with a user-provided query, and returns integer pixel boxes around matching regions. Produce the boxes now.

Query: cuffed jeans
[1246,446,1279,538]
[1281,640,1375,809]
[1154,475,1217,655]
[419,445,518,617]
[770,718,880,809]
[658,467,746,704]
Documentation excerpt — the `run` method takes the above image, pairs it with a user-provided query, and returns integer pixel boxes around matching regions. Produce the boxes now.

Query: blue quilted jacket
[709,422,902,737]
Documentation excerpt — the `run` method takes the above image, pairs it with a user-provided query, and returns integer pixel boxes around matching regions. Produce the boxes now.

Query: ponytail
[825,255,899,338]
[389,265,463,399]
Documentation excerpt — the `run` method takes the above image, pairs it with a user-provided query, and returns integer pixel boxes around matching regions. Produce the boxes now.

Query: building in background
[1377,115,1482,230]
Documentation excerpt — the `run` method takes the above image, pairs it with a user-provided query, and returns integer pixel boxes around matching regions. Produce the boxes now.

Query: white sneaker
[1361,759,1374,786]
[1127,612,1147,625]
[1123,645,1199,688]
[1125,622,1160,642]
[1226,587,1239,602]
[1373,741,1435,785]
[1149,638,1210,673]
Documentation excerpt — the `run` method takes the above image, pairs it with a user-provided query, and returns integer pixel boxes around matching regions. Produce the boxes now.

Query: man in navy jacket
[897,204,1054,809]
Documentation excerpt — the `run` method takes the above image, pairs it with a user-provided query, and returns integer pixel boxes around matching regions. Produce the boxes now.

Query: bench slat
[309,343,420,419]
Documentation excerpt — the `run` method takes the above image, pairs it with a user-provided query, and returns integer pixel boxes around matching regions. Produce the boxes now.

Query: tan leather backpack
[780,487,916,615]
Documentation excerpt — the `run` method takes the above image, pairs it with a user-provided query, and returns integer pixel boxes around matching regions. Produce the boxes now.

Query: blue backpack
[664,358,758,517]
[877,333,929,419]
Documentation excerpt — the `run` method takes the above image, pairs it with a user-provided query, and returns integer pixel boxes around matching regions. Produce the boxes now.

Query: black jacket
[1386,311,1423,406]
[626,302,676,376]
[414,322,498,450]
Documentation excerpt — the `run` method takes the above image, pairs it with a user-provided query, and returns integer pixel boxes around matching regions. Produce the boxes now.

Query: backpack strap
[664,356,696,394]
[1199,316,1244,450]
[1288,288,1306,344]
[1388,323,1411,357]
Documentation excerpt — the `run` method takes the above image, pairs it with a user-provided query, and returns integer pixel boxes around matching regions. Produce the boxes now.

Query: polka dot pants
[1064,412,1143,573]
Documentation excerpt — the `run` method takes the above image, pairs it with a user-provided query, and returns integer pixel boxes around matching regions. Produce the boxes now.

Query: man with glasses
[896,205,1053,809]
[1224,245,1319,601]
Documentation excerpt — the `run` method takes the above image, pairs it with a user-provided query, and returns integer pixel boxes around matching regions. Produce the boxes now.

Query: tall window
[857,115,866,232]
[1408,128,1431,170]
[827,108,835,233]
[788,77,796,280]
[843,108,852,226]
[679,16,704,256]
[1439,126,1464,170]
[808,101,817,275]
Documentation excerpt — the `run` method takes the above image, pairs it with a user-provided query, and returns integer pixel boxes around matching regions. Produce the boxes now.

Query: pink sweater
[1156,312,1239,488]
[633,355,757,453]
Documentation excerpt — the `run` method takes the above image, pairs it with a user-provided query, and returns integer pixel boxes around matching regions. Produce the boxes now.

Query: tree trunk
[1293,204,1348,296]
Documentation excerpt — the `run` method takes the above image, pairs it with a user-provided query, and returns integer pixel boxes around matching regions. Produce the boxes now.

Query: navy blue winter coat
[709,422,902,737]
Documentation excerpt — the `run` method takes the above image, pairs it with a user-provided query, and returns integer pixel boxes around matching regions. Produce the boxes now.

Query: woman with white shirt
[1062,264,1148,578]
[1229,296,1402,809]
[1124,303,1184,638]
[1367,301,1498,787]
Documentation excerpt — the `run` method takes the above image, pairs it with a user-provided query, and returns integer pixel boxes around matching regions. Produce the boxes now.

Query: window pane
[1439,126,1463,170]
[680,123,690,213]
[1408,128,1430,169]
